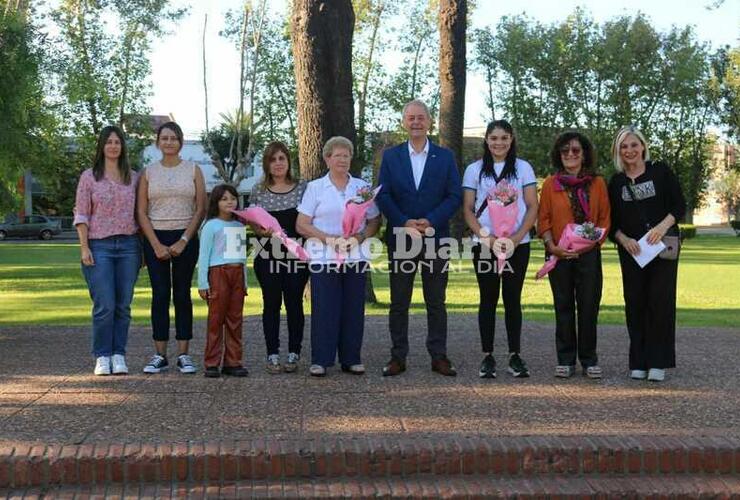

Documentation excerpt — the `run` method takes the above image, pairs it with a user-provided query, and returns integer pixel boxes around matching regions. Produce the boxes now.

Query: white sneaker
[177,354,197,374]
[94,356,111,376]
[111,354,128,375]
[647,368,665,382]
[309,364,326,377]
[554,365,575,378]
[630,369,647,380]
[584,365,603,379]
[341,363,365,375]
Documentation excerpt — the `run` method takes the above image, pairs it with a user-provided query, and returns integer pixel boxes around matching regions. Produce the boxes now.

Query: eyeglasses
[559,146,582,156]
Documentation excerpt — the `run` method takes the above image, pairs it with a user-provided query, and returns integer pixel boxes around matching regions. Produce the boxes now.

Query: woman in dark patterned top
[608,126,686,383]
[249,141,309,374]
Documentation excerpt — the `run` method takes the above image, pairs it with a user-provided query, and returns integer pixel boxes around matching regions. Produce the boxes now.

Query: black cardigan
[607,161,686,242]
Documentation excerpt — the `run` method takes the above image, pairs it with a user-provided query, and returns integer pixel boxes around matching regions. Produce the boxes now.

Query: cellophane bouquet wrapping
[535,222,604,279]
[231,207,310,261]
[485,181,519,274]
[336,185,382,263]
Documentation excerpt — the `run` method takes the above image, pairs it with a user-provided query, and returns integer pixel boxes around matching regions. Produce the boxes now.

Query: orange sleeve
[593,177,611,244]
[537,176,554,238]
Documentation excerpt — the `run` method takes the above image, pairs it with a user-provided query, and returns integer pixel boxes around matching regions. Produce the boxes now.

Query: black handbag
[625,182,680,260]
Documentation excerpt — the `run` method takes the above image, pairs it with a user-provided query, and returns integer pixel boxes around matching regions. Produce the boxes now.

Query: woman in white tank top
[136,122,207,375]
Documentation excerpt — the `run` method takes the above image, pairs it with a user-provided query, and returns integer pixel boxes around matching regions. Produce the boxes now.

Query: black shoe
[479,354,496,378]
[507,353,530,378]
[204,367,221,378]
[222,365,248,377]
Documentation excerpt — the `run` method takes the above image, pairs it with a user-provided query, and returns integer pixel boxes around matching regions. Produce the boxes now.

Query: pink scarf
[554,172,592,221]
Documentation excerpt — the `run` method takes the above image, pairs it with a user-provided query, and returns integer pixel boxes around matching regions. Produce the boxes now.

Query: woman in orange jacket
[538,131,610,379]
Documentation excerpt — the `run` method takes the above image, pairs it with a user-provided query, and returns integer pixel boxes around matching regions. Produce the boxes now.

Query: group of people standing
[74,99,686,384]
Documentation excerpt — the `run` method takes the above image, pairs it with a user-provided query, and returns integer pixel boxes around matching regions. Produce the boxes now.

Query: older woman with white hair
[296,136,381,377]
[607,126,686,382]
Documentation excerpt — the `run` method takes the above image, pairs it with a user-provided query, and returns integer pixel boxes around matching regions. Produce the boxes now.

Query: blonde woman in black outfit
[607,126,686,382]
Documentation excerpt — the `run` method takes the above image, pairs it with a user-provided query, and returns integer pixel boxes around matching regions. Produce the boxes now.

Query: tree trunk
[291,0,357,179]
[438,0,467,239]
[356,2,384,168]
[117,27,138,127]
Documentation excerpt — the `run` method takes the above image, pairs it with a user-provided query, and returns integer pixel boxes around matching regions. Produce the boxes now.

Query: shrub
[730,220,740,236]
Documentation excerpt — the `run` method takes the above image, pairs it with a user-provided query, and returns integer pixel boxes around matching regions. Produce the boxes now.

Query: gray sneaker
[143,354,168,374]
[176,354,196,374]
[284,352,300,373]
[266,354,282,374]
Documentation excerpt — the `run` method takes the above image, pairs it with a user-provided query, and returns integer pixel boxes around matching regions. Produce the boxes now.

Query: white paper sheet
[632,233,666,268]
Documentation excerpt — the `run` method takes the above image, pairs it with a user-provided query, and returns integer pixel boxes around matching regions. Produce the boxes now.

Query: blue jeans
[82,235,141,357]
[309,263,368,367]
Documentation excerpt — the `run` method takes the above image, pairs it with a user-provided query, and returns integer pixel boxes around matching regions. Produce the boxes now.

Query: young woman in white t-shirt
[462,120,539,379]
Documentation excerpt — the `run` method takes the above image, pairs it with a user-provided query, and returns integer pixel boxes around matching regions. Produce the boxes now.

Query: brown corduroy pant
[204,264,245,368]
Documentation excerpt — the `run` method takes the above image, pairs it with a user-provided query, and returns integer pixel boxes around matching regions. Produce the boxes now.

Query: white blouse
[462,158,537,244]
[297,174,380,264]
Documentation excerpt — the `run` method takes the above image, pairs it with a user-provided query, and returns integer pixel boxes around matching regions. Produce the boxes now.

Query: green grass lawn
[0,235,738,327]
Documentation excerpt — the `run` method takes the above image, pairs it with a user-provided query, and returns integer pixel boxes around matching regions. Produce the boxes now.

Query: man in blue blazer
[376,100,462,377]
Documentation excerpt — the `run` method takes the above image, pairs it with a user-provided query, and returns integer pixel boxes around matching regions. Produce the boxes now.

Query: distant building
[693,141,738,226]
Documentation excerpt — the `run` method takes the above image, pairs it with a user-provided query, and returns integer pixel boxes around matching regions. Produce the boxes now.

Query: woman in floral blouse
[74,125,141,376]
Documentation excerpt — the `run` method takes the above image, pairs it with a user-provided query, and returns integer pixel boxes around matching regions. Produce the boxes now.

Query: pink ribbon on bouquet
[231,207,310,262]
[535,223,605,279]
[336,185,382,263]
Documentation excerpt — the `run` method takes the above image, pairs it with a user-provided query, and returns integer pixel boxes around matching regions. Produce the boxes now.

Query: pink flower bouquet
[486,181,519,274]
[535,222,605,279]
[231,207,310,261]
[336,185,381,262]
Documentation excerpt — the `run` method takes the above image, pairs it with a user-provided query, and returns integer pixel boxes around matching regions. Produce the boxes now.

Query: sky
[147,0,740,138]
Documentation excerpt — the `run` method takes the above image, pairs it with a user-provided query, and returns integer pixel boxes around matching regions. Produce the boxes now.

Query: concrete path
[1,314,738,447]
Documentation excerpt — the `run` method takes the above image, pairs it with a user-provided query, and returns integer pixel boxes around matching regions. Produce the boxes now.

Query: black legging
[472,243,531,353]
[253,256,309,356]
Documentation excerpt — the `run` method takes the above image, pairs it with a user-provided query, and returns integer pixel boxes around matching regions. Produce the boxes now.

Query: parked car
[0,216,62,240]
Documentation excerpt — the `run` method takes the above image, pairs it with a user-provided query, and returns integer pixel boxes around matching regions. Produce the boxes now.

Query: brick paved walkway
[1,315,739,497]
[1,315,738,444]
